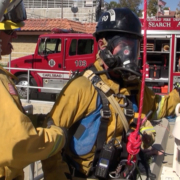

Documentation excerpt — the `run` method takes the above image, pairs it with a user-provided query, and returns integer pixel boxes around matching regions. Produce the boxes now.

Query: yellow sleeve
[50,76,98,128]
[0,79,65,170]
[137,84,180,120]
[155,89,180,119]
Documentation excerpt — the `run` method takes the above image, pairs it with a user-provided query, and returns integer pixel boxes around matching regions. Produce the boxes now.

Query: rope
[127,0,148,164]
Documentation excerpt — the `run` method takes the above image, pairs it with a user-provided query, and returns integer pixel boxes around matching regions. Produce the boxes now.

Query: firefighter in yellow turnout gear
[0,1,66,180]
[41,8,180,180]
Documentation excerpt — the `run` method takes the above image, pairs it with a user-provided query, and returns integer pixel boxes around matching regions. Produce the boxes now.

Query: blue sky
[105,0,178,11]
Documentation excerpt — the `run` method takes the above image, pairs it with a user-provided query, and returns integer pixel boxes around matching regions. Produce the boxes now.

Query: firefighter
[0,1,66,180]
[41,8,180,180]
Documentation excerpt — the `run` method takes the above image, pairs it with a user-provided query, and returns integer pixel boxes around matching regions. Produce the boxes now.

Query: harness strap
[83,69,129,133]
[92,89,111,170]
[107,95,129,133]
[83,70,110,93]
[88,72,111,171]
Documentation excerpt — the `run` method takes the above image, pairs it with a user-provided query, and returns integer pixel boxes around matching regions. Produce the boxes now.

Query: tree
[118,0,142,16]
[107,1,121,9]
[147,0,158,17]
[176,2,180,17]
[163,7,169,10]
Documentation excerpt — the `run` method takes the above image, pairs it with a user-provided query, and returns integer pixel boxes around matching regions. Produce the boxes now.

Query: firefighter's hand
[141,131,155,149]
[37,114,47,127]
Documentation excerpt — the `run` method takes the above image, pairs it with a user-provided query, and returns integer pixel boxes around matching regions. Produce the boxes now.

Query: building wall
[1,35,39,64]
[26,7,96,22]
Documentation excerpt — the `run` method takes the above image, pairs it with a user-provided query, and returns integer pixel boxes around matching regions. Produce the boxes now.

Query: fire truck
[10,30,98,99]
[9,18,180,100]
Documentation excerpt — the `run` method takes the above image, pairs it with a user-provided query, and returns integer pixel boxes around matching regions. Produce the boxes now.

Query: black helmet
[93,8,142,39]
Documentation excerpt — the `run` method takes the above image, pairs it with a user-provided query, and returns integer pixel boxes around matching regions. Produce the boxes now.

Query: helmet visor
[4,0,27,23]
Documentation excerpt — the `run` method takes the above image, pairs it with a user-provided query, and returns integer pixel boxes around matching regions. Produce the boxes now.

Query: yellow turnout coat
[0,66,65,180]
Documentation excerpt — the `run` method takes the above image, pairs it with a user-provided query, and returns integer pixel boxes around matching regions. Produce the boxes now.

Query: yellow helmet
[0,0,27,30]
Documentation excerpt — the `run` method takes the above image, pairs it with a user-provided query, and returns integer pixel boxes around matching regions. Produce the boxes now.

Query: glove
[27,114,47,128]
[37,114,47,127]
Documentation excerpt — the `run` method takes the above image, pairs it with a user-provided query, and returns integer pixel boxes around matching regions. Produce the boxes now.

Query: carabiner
[113,94,128,108]
[109,159,136,179]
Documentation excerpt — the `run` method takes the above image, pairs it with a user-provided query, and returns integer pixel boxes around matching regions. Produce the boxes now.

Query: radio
[95,141,116,178]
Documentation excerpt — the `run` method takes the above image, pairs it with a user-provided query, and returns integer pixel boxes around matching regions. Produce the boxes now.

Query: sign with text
[140,18,180,30]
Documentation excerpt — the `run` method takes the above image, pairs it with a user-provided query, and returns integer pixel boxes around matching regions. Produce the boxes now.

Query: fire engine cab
[9,18,180,99]
[10,29,98,99]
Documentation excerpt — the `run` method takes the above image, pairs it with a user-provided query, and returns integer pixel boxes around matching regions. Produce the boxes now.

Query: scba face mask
[100,35,141,80]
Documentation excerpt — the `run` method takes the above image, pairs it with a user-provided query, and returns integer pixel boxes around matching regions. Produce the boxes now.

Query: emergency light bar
[51,28,72,34]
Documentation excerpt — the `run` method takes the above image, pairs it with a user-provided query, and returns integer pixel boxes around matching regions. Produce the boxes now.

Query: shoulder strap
[83,66,111,172]
[92,89,111,170]
[83,68,129,133]
[107,95,129,132]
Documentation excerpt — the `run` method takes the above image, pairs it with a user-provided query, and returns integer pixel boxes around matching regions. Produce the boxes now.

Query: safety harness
[83,67,137,179]
[63,66,141,180]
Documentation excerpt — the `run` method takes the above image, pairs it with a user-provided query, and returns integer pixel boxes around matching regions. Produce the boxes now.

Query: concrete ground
[22,100,54,114]
[159,122,176,180]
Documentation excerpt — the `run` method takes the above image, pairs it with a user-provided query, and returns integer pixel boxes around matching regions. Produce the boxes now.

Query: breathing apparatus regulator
[93,8,142,81]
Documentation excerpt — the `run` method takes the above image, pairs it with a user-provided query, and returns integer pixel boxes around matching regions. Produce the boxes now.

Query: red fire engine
[139,17,180,94]
[10,31,98,99]
[8,18,180,100]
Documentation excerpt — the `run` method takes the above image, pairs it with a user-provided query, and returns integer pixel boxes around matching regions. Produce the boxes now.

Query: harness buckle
[109,159,136,179]
[124,108,134,117]
[100,109,111,118]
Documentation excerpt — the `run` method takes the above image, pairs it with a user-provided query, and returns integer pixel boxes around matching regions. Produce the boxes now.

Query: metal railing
[5,67,71,103]
[24,0,97,8]
[57,12,96,22]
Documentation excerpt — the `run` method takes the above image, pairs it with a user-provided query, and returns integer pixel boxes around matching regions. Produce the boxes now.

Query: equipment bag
[70,94,102,156]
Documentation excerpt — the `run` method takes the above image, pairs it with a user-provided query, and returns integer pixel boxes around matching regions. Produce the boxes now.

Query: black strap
[124,96,135,122]
[87,66,111,172]
[92,89,111,169]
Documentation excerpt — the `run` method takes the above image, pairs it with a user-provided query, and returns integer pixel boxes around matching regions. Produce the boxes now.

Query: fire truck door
[65,38,95,71]
[33,37,66,93]
[34,38,63,70]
